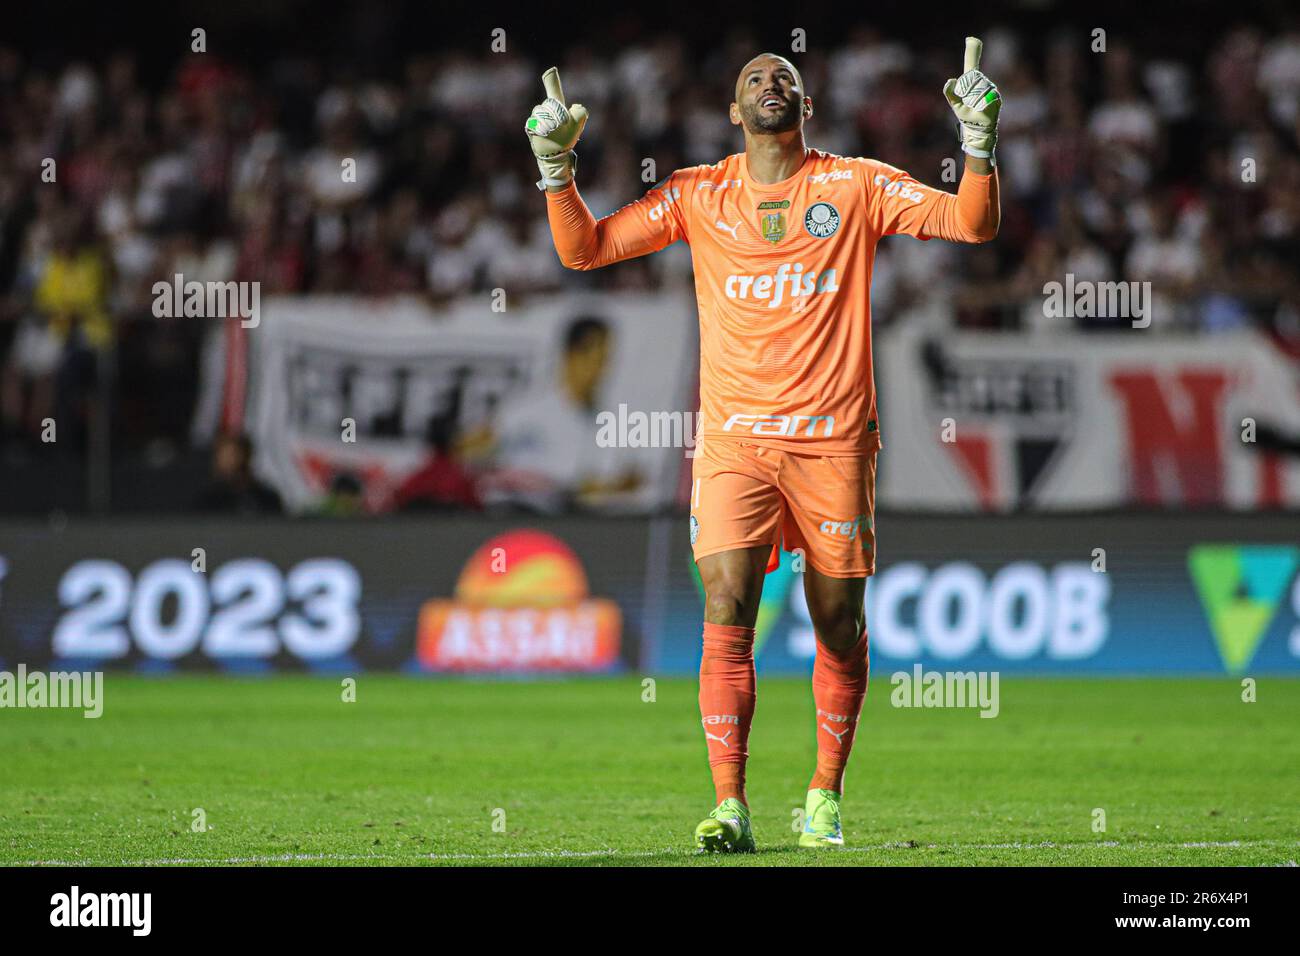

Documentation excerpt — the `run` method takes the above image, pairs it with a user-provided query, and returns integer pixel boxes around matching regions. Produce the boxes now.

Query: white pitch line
[15,840,1296,866]
[21,853,395,866]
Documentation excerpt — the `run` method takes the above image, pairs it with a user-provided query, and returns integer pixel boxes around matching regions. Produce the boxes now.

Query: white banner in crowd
[875,324,1300,510]
[246,293,698,513]
[243,292,1300,513]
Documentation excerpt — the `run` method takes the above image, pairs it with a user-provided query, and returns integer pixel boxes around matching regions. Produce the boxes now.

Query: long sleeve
[919,167,1000,243]
[544,175,689,271]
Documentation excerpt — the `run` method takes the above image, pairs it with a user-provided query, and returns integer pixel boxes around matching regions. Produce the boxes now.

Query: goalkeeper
[528,39,1000,852]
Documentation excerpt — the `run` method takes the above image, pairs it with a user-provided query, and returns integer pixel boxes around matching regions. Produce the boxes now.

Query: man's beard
[740,97,801,134]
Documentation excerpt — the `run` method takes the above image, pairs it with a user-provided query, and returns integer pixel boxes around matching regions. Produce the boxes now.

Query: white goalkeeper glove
[942,36,1002,160]
[525,67,589,190]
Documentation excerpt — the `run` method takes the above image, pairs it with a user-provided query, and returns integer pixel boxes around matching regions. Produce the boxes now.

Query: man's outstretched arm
[921,157,1000,243]
[869,37,1001,245]
[544,181,686,270]
[526,67,686,270]
[925,37,1002,243]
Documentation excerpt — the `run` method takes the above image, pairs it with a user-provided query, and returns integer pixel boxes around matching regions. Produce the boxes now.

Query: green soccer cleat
[798,788,844,848]
[694,797,756,853]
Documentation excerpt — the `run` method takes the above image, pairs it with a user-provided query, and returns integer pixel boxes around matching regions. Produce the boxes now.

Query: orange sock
[698,622,756,807]
[809,629,869,794]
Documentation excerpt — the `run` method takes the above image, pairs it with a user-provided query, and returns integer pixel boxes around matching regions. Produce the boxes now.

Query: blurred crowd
[1,19,1299,503]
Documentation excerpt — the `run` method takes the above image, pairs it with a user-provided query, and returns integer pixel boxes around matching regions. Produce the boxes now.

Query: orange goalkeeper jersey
[546,149,998,454]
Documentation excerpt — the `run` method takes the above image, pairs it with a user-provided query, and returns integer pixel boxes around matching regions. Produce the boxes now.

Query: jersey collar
[739,149,813,192]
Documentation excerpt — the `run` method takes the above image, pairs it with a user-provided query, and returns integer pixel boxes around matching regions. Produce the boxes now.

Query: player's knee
[704,590,753,628]
[809,602,864,652]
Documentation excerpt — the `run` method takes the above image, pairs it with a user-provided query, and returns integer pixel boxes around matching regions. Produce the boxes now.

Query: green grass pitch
[1,675,1297,866]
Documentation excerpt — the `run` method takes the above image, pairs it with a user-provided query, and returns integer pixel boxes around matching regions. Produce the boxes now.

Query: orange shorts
[689,437,878,578]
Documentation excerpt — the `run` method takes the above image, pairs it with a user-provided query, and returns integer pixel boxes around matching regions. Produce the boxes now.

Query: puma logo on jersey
[714,219,742,240]
[724,264,839,309]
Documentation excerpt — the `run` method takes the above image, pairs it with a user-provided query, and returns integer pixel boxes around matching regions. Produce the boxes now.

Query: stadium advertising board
[1,514,1297,676]
[651,513,1300,675]
[0,519,646,674]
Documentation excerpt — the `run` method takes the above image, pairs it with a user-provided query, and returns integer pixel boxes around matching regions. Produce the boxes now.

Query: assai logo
[1188,545,1299,673]
[416,530,621,672]
[804,201,840,238]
